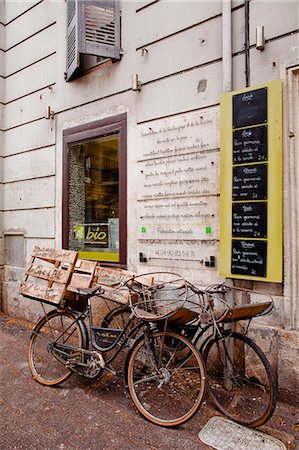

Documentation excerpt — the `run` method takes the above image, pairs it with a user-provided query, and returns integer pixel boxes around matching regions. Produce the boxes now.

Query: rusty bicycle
[101,277,278,428]
[25,271,207,428]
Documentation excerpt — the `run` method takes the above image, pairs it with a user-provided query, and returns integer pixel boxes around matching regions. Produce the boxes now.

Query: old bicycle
[101,276,278,428]
[20,249,206,428]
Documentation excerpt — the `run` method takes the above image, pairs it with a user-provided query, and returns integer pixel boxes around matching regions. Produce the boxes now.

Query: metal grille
[67,27,76,69]
[85,4,116,47]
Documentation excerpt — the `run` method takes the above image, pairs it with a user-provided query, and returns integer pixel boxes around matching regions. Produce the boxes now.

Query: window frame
[62,113,127,268]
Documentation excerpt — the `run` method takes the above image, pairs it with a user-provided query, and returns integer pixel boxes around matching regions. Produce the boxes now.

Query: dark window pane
[69,134,120,262]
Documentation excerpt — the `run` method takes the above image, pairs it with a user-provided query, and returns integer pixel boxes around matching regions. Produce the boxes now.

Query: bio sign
[220,80,282,282]
[75,224,108,247]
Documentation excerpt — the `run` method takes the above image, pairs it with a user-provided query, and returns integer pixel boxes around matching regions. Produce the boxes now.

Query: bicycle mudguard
[167,307,199,325]
[218,301,272,323]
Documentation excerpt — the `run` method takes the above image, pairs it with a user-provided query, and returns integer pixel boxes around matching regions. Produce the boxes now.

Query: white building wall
[0,0,298,401]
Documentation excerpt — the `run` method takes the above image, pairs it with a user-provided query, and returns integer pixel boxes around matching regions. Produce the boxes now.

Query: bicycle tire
[28,309,86,386]
[101,305,134,331]
[203,330,277,427]
[126,330,206,427]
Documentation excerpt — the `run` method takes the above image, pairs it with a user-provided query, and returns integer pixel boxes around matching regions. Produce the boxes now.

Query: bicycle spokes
[127,331,206,427]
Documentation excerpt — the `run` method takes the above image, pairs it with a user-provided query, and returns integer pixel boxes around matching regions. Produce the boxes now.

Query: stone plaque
[137,107,220,161]
[136,108,220,268]
[138,239,218,268]
[138,152,219,200]
[138,196,219,241]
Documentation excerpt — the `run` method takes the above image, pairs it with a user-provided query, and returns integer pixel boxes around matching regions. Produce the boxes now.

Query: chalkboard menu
[233,88,267,129]
[232,202,267,238]
[233,126,267,164]
[220,80,282,282]
[231,239,267,277]
[233,163,267,201]
[231,87,269,278]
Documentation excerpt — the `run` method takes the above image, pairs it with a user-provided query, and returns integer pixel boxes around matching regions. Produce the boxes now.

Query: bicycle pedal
[105,365,117,376]
[93,351,105,369]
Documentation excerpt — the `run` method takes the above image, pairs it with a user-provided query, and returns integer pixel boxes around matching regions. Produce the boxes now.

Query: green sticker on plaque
[205,227,212,234]
[75,225,85,239]
[141,227,147,233]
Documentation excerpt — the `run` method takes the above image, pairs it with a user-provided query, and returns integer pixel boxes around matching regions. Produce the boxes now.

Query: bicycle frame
[44,300,145,369]
[87,299,145,365]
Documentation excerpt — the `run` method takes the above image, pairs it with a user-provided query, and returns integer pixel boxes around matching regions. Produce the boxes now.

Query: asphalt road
[0,313,298,450]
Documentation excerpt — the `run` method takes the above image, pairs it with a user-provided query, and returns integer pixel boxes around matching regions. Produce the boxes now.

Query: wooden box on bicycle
[19,246,78,307]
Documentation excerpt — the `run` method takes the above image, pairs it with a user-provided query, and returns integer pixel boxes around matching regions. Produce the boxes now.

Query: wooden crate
[64,259,98,310]
[92,266,135,287]
[91,266,154,305]
[20,247,155,309]
[19,247,78,306]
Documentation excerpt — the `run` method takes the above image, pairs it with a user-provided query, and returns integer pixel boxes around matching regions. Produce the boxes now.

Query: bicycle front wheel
[28,309,84,386]
[126,331,206,427]
[203,330,277,427]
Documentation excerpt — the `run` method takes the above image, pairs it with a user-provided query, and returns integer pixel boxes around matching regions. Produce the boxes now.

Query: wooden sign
[19,247,78,305]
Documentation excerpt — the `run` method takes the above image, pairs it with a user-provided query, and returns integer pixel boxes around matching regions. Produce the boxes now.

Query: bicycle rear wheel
[28,309,84,386]
[126,331,206,427]
[203,330,277,427]
[102,305,135,331]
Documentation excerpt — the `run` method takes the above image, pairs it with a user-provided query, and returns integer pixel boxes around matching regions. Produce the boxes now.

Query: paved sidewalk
[0,313,298,450]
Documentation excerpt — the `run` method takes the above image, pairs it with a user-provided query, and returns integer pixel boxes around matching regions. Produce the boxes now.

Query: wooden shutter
[79,0,121,60]
[66,0,80,81]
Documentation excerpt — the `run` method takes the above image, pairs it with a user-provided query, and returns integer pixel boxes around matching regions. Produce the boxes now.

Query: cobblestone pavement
[0,313,298,450]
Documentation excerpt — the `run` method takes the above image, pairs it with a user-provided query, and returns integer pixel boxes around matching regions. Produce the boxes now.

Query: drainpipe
[244,0,250,87]
[222,0,234,306]
[222,0,232,93]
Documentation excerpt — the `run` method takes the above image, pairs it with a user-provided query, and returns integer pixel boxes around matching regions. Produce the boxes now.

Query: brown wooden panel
[93,266,135,287]
[69,259,97,289]
[19,280,65,305]
[19,247,78,306]
[25,263,70,284]
[32,246,78,264]
[97,285,130,305]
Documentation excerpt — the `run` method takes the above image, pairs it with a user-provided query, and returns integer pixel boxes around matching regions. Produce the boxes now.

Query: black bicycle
[101,276,278,428]
[27,275,206,428]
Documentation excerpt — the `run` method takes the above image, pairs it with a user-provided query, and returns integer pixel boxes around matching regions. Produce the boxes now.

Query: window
[66,0,121,81]
[63,114,127,266]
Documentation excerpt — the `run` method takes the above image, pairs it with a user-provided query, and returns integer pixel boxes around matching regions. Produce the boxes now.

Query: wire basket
[127,272,190,321]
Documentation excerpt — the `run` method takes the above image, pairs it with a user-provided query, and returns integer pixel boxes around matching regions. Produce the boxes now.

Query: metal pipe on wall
[222,0,234,310]
[244,0,250,87]
[222,0,232,93]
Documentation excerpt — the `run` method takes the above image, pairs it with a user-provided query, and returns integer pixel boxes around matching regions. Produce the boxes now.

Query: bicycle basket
[128,272,189,321]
